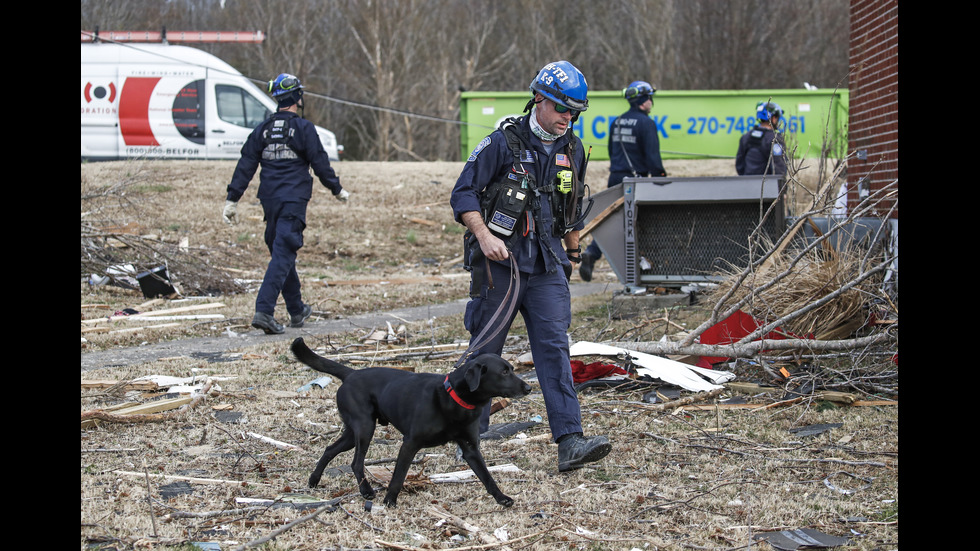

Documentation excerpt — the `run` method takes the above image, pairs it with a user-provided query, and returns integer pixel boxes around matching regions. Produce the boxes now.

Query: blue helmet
[529,61,589,112]
[269,73,304,106]
[756,101,784,122]
[624,80,656,104]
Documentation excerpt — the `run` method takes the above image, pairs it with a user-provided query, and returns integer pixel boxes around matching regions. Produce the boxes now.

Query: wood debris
[81,379,160,392]
[81,378,217,428]
[81,302,226,324]
[328,276,446,286]
[246,431,304,452]
[81,396,193,428]
[112,470,264,487]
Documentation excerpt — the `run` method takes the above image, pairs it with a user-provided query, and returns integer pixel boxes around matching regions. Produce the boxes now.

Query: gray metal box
[584,176,785,288]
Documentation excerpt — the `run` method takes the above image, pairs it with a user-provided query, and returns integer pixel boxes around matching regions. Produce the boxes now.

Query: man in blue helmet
[735,101,787,176]
[579,80,665,282]
[451,61,612,473]
[223,73,349,334]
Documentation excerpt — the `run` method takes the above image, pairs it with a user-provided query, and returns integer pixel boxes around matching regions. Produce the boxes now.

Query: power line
[82,31,493,131]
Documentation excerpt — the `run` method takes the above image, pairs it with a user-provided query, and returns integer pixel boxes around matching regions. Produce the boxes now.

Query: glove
[222,200,238,225]
[336,189,350,202]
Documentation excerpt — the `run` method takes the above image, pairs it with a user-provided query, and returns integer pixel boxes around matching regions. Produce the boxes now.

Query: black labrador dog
[291,337,531,507]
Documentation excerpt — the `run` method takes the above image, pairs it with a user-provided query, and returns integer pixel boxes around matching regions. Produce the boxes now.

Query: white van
[81,42,342,161]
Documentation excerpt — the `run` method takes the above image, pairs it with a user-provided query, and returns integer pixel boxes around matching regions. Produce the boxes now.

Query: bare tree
[668,0,849,90]
[583,0,676,89]
[81,0,179,32]
[81,0,850,160]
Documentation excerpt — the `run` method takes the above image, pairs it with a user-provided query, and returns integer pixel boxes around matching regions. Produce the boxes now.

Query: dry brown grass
[81,353,899,549]
[81,335,898,550]
[81,159,897,550]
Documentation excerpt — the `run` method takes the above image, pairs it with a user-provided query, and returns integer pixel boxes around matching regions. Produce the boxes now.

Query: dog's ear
[463,357,485,392]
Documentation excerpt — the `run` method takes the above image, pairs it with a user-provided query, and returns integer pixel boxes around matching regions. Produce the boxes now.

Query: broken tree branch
[679,153,897,350]
[604,331,893,360]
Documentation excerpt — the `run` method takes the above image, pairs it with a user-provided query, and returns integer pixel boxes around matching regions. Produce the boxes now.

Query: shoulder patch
[772,143,783,156]
[468,136,492,162]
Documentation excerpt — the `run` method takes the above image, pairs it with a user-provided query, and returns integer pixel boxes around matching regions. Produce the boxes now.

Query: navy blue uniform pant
[464,260,582,441]
[255,200,307,318]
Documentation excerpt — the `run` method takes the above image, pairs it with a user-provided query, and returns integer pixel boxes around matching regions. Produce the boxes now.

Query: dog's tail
[291,338,354,381]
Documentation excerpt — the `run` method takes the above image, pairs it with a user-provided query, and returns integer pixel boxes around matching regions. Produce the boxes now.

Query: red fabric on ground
[698,310,805,367]
[570,360,628,384]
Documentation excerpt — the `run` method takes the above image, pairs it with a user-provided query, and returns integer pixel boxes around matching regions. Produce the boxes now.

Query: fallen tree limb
[679,173,898,349]
[603,331,894,359]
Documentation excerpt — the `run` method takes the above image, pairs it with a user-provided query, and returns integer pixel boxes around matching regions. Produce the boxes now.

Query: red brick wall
[847,0,898,218]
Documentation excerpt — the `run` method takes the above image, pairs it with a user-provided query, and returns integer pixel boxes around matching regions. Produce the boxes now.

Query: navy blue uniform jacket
[735,125,787,176]
[451,116,585,276]
[608,105,665,179]
[226,111,342,220]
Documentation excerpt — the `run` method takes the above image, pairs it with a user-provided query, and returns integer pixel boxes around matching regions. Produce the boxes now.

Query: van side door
[206,75,273,159]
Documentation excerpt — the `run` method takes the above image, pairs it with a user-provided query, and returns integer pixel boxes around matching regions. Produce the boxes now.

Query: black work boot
[557,433,611,472]
[578,253,595,282]
[289,304,313,328]
[251,312,285,334]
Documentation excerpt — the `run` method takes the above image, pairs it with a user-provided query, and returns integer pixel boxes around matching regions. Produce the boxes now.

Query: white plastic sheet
[569,341,734,392]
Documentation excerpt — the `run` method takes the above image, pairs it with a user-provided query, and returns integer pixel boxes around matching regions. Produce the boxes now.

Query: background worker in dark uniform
[451,61,611,473]
[579,80,664,282]
[223,73,349,334]
[735,101,787,176]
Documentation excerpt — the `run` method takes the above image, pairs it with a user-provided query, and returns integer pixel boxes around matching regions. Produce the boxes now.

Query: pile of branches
[604,149,899,390]
[698,145,897,334]
[81,222,246,296]
[707,230,885,340]
[81,164,246,296]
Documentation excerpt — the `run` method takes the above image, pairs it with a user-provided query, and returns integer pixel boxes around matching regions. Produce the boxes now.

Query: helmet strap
[523,97,539,113]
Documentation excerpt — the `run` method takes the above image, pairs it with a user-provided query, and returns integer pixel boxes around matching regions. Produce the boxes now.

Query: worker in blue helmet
[223,73,349,335]
[269,72,305,109]
[580,80,665,282]
[735,101,787,176]
[451,61,611,473]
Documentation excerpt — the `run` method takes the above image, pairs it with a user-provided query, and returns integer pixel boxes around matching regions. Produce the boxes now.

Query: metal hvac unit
[584,176,785,290]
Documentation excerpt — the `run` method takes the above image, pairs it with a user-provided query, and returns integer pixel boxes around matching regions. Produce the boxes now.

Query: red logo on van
[119,77,161,146]
[83,82,116,103]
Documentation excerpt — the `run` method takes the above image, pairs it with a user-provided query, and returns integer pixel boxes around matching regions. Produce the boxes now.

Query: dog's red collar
[444,375,476,410]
